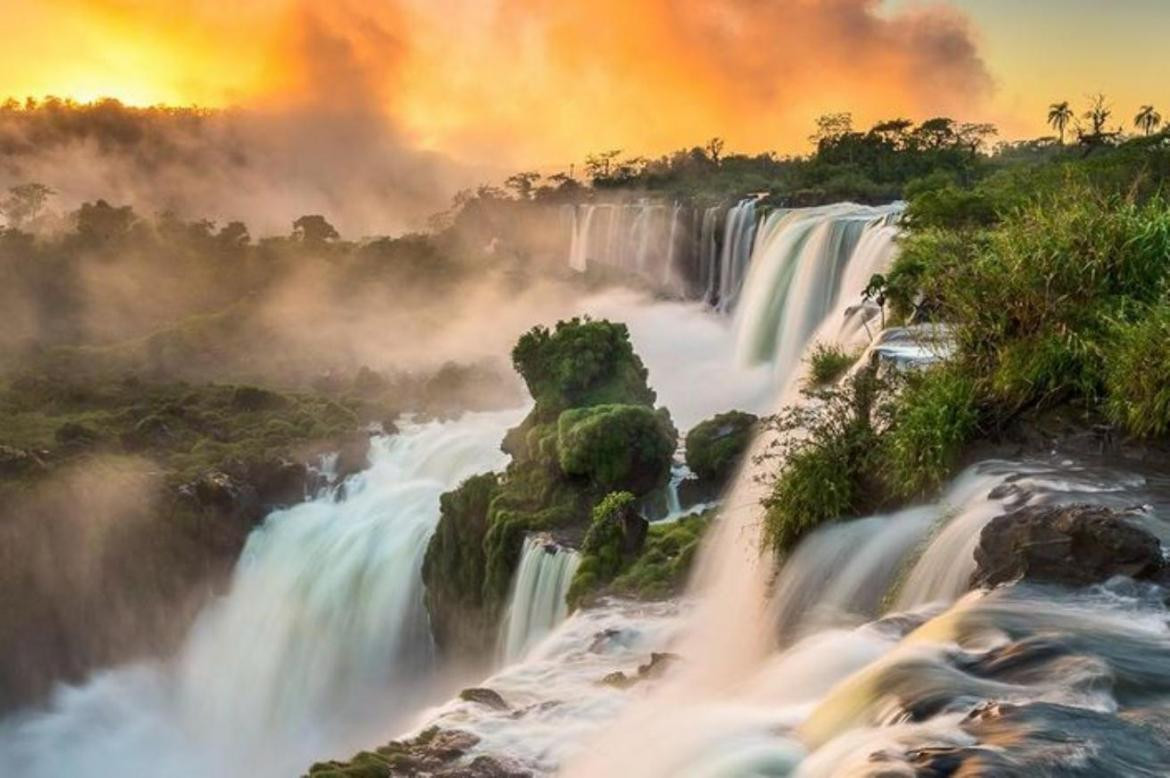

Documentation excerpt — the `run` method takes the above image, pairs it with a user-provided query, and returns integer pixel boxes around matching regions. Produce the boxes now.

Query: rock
[676,476,719,511]
[459,687,510,711]
[684,410,758,488]
[437,755,532,778]
[180,470,261,524]
[598,652,681,688]
[971,504,1164,589]
[588,628,623,653]
[637,651,680,679]
[244,458,308,509]
[334,430,372,481]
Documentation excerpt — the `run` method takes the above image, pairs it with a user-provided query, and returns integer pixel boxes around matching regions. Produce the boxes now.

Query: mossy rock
[684,410,758,486]
[557,404,677,494]
[512,317,655,419]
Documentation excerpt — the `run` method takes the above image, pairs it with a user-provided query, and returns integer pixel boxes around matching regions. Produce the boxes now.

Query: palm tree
[1135,105,1162,136]
[1048,101,1074,144]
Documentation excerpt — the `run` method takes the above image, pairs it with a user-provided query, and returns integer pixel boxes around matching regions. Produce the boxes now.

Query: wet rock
[179,470,261,524]
[334,430,373,481]
[903,701,1170,777]
[587,628,623,653]
[971,504,1164,589]
[437,755,532,778]
[676,476,719,511]
[598,652,681,688]
[243,458,308,509]
[459,687,510,711]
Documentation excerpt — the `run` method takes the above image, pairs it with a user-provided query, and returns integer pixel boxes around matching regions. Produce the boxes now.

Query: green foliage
[880,367,979,500]
[762,367,885,553]
[806,343,858,386]
[557,404,677,494]
[512,318,655,419]
[0,375,358,486]
[684,410,758,484]
[1105,303,1170,437]
[608,511,710,600]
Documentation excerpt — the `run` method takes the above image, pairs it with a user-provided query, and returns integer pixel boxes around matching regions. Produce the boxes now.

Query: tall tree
[0,183,54,229]
[1047,101,1073,145]
[1134,105,1163,136]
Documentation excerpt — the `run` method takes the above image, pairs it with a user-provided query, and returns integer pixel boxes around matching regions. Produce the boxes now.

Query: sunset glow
[1,0,1168,165]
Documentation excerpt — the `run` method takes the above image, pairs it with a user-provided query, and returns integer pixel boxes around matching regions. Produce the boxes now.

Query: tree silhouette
[504,171,541,200]
[1134,105,1163,136]
[1047,101,1073,145]
[292,214,340,245]
[0,183,55,229]
[704,137,725,164]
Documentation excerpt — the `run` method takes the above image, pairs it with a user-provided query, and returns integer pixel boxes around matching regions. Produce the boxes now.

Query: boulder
[459,687,510,711]
[334,430,372,481]
[971,504,1164,589]
[684,410,758,488]
[180,470,261,524]
[243,458,308,509]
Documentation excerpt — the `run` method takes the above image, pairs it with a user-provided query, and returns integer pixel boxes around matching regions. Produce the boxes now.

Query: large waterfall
[496,536,582,663]
[12,199,1150,777]
[0,410,523,778]
[565,198,899,335]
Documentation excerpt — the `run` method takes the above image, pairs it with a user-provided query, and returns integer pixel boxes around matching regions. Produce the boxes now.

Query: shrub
[806,343,857,386]
[557,404,677,494]
[511,318,655,418]
[881,366,979,499]
[1105,303,1170,437]
[762,367,885,552]
[684,410,758,485]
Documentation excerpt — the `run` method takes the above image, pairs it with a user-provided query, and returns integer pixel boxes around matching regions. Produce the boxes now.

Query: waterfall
[713,196,760,313]
[565,201,688,289]
[733,202,902,370]
[0,409,523,778]
[497,535,582,663]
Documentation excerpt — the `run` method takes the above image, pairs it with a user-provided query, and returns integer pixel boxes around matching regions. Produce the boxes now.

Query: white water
[0,410,523,778]
[497,536,582,664]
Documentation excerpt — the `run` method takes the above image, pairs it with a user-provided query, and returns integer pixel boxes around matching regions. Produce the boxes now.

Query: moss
[609,511,710,600]
[567,491,640,605]
[557,404,677,494]
[684,410,758,485]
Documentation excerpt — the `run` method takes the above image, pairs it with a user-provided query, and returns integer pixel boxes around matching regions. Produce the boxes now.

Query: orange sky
[2,0,1167,167]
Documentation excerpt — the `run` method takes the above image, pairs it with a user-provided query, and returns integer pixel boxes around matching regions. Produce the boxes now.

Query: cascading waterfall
[0,409,523,778]
[566,201,688,294]
[496,535,582,663]
[733,202,902,370]
[713,196,760,313]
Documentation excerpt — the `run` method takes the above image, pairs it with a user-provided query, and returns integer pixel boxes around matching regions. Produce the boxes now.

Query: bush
[557,404,677,494]
[881,366,979,499]
[511,318,655,418]
[1105,304,1170,437]
[762,367,885,552]
[684,410,758,485]
[806,343,857,386]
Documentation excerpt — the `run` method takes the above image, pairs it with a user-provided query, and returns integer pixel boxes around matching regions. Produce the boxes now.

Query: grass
[806,343,858,386]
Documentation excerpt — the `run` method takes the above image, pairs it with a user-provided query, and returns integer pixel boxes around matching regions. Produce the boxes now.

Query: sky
[1,0,1167,168]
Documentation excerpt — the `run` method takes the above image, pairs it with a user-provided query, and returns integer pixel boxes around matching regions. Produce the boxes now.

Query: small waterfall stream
[497,536,582,663]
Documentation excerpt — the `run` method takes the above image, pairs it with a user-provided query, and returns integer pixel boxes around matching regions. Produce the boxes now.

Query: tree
[1134,105,1162,136]
[956,122,998,153]
[503,171,541,200]
[914,117,958,149]
[0,183,54,229]
[809,113,854,149]
[75,199,136,245]
[704,137,725,164]
[1076,94,1120,151]
[584,150,622,182]
[1047,101,1073,145]
[292,214,340,244]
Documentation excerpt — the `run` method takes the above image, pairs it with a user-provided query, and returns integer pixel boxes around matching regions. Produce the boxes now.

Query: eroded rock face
[306,726,532,777]
[971,504,1164,589]
[459,687,510,711]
